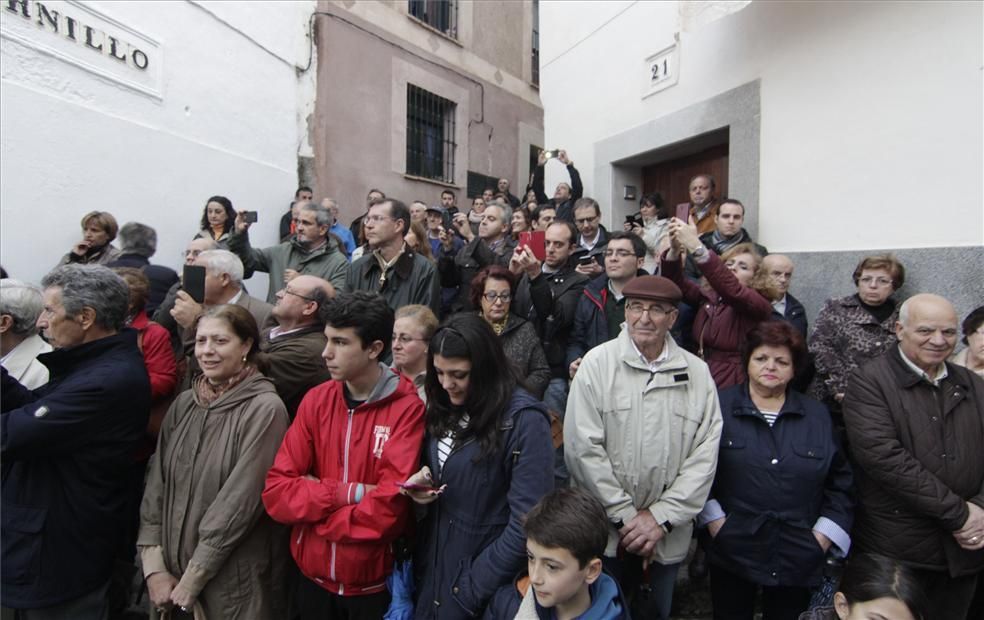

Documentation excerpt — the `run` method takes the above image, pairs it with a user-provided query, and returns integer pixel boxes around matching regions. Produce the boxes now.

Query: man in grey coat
[228,202,349,303]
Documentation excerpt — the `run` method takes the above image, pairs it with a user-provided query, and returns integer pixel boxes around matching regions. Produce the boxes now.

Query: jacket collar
[38,330,137,378]
[358,248,417,281]
[730,383,807,419]
[887,346,966,391]
[1,334,51,380]
[617,330,689,375]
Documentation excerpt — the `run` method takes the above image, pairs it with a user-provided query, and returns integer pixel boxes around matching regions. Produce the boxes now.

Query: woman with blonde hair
[392,304,439,401]
[663,219,778,389]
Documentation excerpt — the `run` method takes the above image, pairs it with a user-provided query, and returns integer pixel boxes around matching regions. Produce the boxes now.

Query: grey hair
[40,265,129,332]
[488,202,513,230]
[117,222,158,258]
[0,279,44,336]
[321,197,339,213]
[300,202,334,229]
[898,298,910,326]
[197,250,244,287]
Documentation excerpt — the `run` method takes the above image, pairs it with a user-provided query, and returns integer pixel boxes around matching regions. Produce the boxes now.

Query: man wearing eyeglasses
[566,232,648,378]
[565,274,722,620]
[571,198,609,278]
[346,198,441,315]
[262,275,336,418]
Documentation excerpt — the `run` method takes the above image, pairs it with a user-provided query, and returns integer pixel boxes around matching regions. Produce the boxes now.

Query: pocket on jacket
[1,504,46,585]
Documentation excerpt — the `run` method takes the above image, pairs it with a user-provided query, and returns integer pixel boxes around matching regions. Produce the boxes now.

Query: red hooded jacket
[262,366,425,595]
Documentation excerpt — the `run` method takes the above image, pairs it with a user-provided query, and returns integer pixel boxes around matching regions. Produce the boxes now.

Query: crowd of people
[1,151,982,620]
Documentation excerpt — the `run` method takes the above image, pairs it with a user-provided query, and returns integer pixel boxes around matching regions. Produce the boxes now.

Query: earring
[242,354,247,363]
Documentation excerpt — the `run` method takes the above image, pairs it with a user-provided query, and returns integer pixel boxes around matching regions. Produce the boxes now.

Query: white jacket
[564,330,722,563]
[1,334,52,389]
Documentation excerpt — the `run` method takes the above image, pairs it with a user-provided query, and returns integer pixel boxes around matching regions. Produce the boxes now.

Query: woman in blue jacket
[698,320,854,620]
[404,313,554,619]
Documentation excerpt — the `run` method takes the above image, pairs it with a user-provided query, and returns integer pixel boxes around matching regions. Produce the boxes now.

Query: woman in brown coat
[138,305,290,619]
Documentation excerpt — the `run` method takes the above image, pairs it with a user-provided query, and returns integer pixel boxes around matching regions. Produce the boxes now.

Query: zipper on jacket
[331,408,355,583]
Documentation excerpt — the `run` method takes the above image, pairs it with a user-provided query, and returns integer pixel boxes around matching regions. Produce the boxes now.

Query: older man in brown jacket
[843,293,984,619]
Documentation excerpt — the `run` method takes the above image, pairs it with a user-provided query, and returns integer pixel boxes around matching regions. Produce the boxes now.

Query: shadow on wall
[783,246,984,335]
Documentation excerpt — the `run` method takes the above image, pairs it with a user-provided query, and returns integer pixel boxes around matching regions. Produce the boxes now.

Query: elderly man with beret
[565,275,723,619]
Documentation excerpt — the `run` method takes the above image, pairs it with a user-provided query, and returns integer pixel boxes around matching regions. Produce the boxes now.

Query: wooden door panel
[642,143,729,209]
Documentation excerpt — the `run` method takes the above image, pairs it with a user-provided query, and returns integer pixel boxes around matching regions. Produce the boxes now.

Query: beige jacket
[138,373,290,619]
[565,330,722,563]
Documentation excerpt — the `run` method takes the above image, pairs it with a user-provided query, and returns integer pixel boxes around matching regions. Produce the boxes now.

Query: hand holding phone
[182,264,207,303]
[243,211,258,224]
[518,231,546,262]
[675,203,692,224]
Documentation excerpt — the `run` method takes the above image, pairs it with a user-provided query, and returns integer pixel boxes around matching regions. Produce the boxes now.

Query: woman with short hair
[139,304,289,619]
[469,265,551,399]
[701,320,853,620]
[951,305,984,379]
[392,304,439,402]
[807,254,905,413]
[404,313,554,619]
[58,210,121,266]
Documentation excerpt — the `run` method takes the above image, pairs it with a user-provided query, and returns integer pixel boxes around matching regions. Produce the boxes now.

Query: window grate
[408,0,458,39]
[407,84,457,184]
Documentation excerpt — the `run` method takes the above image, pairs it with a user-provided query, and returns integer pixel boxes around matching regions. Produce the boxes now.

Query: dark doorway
[642,142,729,208]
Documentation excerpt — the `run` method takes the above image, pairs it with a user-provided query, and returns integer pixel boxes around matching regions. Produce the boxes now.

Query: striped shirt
[437,414,470,474]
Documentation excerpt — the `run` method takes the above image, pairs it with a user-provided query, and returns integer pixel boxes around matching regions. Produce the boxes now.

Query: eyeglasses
[482,292,512,303]
[625,302,674,318]
[392,334,426,344]
[859,276,893,287]
[575,215,599,225]
[604,250,635,258]
[283,288,317,303]
[183,249,203,258]
[365,214,394,224]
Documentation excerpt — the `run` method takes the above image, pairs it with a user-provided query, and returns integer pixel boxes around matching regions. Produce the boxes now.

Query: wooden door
[642,143,729,208]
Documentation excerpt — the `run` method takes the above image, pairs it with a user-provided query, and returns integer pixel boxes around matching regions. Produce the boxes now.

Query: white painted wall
[540,0,984,252]
[1,0,316,290]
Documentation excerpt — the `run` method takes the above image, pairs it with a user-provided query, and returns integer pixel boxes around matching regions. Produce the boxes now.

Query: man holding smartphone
[572,198,609,278]
[528,149,583,223]
[229,202,349,303]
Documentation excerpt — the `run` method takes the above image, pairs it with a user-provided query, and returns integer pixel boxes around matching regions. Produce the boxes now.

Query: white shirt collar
[898,345,948,386]
[630,335,669,371]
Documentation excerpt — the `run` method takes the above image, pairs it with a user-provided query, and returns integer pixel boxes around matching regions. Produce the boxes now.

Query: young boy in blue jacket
[485,488,628,619]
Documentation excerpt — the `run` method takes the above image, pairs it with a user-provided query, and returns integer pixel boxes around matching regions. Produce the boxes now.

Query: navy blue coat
[413,390,554,619]
[771,292,808,338]
[703,384,854,587]
[1,331,150,608]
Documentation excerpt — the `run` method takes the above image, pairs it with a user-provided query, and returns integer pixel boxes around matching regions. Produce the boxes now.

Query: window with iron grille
[408,0,458,39]
[532,0,540,86]
[406,85,457,184]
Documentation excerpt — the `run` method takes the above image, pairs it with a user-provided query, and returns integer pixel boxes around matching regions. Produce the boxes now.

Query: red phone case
[519,231,546,261]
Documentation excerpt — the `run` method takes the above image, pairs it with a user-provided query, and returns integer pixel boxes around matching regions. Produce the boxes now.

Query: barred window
[408,0,458,39]
[406,85,457,183]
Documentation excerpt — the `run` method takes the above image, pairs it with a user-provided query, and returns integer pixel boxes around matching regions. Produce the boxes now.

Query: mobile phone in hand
[544,149,560,160]
[577,254,597,267]
[398,481,442,493]
[519,231,546,261]
[243,211,258,224]
[182,265,206,303]
[675,203,691,223]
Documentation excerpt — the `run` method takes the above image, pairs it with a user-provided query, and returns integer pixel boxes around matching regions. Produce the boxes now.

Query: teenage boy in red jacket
[263,291,425,619]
